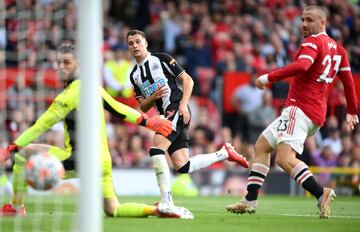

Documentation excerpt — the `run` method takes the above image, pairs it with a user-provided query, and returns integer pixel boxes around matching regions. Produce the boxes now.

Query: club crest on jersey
[139,79,167,97]
[152,63,159,70]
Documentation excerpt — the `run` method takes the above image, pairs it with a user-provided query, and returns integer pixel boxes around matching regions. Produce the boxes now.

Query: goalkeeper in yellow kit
[0,43,188,218]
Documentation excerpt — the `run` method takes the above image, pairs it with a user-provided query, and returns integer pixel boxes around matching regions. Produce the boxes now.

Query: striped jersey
[129,52,185,115]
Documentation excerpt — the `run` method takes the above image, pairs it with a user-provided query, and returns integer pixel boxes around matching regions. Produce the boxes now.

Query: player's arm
[14,83,79,148]
[337,47,359,130]
[155,53,193,123]
[0,106,64,162]
[100,87,173,136]
[0,90,76,164]
[178,71,193,124]
[0,86,77,162]
[256,38,318,89]
[128,68,168,113]
[136,87,168,113]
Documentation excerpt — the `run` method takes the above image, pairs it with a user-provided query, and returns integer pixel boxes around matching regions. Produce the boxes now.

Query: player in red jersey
[226,5,359,218]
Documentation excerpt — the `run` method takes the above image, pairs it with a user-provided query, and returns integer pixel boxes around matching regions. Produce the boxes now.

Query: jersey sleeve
[15,81,80,147]
[154,53,185,78]
[99,87,142,124]
[338,45,351,72]
[267,36,319,82]
[296,36,320,64]
[337,46,358,114]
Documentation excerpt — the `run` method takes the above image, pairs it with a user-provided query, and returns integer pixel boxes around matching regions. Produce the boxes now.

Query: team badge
[169,59,177,66]
[152,63,159,70]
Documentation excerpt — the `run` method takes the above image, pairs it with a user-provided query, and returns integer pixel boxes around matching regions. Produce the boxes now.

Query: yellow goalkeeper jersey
[14,79,142,154]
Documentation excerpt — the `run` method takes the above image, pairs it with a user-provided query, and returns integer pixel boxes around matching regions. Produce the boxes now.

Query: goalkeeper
[0,43,184,218]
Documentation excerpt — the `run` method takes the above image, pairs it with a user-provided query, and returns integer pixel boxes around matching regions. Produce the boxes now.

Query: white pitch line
[270,213,360,219]
[222,212,360,219]
[3,212,360,219]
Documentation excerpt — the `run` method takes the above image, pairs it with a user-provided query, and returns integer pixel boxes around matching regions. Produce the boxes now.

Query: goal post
[77,0,102,232]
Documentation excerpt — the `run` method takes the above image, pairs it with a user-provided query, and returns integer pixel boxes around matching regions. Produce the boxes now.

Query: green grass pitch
[0,195,359,232]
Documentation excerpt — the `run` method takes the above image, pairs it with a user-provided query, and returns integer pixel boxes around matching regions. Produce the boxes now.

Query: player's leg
[276,143,335,218]
[172,144,249,173]
[227,108,293,214]
[150,134,173,206]
[276,142,324,197]
[275,106,335,218]
[171,115,249,173]
[100,155,160,217]
[102,180,159,217]
[225,134,273,214]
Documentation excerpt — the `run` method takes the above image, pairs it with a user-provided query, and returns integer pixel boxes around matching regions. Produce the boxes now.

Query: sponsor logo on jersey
[53,100,68,108]
[139,79,167,97]
[152,63,159,70]
[301,42,317,50]
[327,42,337,50]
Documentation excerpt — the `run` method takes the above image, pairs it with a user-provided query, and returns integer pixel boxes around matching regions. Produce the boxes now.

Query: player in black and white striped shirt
[127,30,249,210]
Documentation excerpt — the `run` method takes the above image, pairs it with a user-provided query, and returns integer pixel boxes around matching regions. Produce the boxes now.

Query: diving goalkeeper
[0,43,191,219]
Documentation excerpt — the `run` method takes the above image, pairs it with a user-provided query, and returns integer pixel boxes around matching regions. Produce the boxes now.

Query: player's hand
[0,143,20,164]
[255,79,265,90]
[255,74,269,90]
[151,85,169,101]
[138,114,173,136]
[179,103,190,124]
[346,114,359,131]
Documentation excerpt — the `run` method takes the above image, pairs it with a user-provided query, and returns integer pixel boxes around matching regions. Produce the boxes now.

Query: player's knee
[176,160,190,173]
[103,198,120,217]
[275,156,285,169]
[275,154,289,170]
[104,207,115,217]
[254,136,273,156]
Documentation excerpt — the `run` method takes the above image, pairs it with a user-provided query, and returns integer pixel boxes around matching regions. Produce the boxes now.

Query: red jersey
[268,32,358,126]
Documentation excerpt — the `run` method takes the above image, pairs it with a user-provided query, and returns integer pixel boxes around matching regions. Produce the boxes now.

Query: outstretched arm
[100,87,173,136]
[0,87,77,163]
[256,58,313,90]
[256,38,318,90]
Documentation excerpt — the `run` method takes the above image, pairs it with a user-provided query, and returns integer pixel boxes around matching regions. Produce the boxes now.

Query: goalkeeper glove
[137,114,173,137]
[0,143,20,164]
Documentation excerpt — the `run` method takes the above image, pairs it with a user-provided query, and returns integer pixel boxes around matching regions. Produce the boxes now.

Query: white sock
[188,148,227,173]
[151,155,173,205]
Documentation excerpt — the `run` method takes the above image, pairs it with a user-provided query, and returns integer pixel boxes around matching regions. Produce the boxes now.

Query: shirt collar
[137,52,151,66]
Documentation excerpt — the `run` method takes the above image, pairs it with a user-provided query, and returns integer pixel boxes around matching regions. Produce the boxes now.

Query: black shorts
[161,109,190,155]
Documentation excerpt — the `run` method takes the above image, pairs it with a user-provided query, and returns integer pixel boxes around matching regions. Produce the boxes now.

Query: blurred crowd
[1,0,360,193]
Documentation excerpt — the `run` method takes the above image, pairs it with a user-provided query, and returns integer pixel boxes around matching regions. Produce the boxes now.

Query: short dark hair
[126,30,147,40]
[304,5,327,20]
[57,43,76,55]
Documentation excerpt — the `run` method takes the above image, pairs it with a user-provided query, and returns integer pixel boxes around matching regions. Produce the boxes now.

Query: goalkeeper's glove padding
[0,143,20,164]
[137,114,173,137]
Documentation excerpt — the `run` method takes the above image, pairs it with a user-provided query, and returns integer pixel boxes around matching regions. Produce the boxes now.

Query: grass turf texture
[0,195,359,232]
